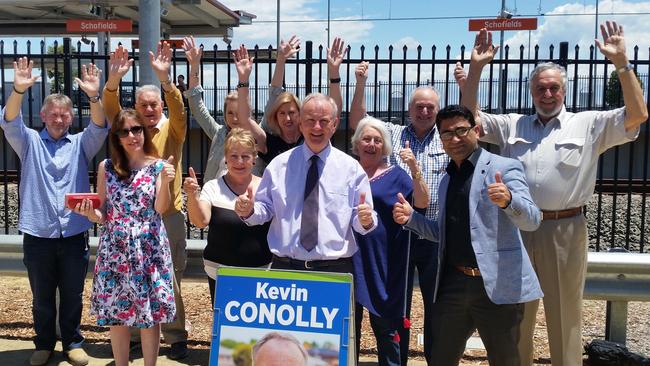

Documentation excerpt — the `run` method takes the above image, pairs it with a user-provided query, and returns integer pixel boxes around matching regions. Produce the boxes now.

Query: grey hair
[408,86,440,110]
[252,331,308,365]
[529,62,567,91]
[135,84,162,102]
[302,93,338,120]
[41,93,75,118]
[351,116,393,157]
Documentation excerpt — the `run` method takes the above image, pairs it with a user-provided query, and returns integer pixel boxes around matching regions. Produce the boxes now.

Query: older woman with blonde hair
[351,116,429,366]
[183,128,271,304]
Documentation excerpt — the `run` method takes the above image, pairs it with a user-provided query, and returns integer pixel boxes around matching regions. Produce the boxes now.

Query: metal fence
[0,38,648,251]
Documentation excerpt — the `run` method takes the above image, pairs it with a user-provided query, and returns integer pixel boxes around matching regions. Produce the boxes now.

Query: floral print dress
[91,159,176,328]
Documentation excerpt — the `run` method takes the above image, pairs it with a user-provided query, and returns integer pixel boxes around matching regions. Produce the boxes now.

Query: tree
[605,69,644,108]
[232,343,252,366]
[46,44,77,94]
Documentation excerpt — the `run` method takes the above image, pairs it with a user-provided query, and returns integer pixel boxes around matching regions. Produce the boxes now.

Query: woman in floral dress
[74,109,176,366]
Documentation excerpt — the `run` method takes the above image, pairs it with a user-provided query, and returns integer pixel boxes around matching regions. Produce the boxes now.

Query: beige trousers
[518,215,588,366]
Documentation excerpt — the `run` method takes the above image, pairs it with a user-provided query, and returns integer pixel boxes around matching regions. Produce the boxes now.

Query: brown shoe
[29,350,52,366]
[65,348,89,366]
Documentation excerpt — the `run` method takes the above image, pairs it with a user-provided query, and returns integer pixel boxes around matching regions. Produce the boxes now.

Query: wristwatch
[88,95,100,103]
[237,81,250,88]
[616,63,634,74]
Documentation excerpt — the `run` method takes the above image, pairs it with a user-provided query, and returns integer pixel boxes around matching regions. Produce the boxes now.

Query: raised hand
[595,20,627,65]
[149,41,173,82]
[454,62,467,90]
[277,35,301,62]
[392,192,413,225]
[487,171,512,208]
[183,36,203,67]
[234,44,254,80]
[234,186,255,218]
[471,28,499,67]
[13,57,40,93]
[161,156,176,184]
[74,63,101,97]
[183,167,201,196]
[357,192,373,229]
[107,45,134,82]
[327,37,348,71]
[355,61,369,83]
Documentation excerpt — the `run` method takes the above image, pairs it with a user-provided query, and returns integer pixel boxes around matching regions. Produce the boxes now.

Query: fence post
[305,40,313,95]
[558,41,569,69]
[63,38,72,98]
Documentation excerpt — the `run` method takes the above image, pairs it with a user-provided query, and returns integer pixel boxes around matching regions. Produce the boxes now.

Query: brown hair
[110,109,159,180]
[224,128,258,159]
[266,92,301,135]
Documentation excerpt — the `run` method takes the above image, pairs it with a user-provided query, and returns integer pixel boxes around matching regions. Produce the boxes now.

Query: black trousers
[428,268,524,366]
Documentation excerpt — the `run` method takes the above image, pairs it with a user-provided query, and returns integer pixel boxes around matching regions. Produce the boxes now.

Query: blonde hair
[41,94,74,118]
[266,92,301,135]
[224,128,258,159]
[351,116,393,156]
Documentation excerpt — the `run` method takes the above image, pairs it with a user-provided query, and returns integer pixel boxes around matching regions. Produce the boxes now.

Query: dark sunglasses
[116,126,144,138]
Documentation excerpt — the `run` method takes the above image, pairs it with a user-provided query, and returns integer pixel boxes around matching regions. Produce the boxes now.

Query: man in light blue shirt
[235,93,377,273]
[0,58,108,366]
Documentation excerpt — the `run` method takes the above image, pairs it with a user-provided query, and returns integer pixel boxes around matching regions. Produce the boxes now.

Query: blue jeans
[355,303,401,366]
[404,237,439,365]
[23,232,89,351]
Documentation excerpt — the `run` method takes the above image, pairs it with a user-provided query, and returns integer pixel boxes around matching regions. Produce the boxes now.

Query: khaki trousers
[132,211,188,344]
[518,215,587,366]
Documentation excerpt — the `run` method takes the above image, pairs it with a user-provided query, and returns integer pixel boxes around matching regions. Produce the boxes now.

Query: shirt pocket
[323,186,351,214]
[555,137,585,168]
[505,136,533,160]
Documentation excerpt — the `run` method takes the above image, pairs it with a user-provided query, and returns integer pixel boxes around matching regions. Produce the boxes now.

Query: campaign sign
[210,267,354,366]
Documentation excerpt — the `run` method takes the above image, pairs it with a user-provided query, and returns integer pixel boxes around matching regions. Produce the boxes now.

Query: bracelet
[329,77,341,84]
[237,81,249,88]
[104,86,117,93]
[413,170,423,181]
[88,95,100,103]
[13,86,25,95]
[161,79,172,85]
[616,63,634,74]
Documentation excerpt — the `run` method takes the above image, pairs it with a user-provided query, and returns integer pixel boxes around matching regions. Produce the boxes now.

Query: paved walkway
[0,338,427,365]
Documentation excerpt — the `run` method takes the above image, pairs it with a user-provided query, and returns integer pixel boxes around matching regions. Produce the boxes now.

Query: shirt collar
[446,146,482,174]
[152,116,168,131]
[406,122,437,142]
[301,141,332,163]
[40,128,71,142]
[534,105,567,127]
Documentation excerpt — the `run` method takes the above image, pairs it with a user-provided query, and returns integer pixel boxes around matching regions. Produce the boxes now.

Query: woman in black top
[183,128,271,304]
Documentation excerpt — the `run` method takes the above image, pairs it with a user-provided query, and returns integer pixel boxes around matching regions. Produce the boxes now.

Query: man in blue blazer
[393,105,543,366]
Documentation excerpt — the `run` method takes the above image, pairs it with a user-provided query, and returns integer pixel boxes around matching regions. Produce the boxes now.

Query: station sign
[66,19,133,33]
[469,17,538,31]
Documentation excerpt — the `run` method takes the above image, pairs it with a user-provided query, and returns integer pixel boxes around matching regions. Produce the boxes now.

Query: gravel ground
[0,276,648,365]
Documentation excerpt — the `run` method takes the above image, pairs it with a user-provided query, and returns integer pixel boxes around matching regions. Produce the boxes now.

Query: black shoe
[168,341,189,360]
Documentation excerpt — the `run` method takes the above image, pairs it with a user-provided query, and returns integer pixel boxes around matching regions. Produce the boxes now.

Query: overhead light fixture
[81,35,91,45]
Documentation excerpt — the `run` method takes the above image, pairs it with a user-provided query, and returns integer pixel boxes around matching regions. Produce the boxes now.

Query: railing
[1,38,649,251]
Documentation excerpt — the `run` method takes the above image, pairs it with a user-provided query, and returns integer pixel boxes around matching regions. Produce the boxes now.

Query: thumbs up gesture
[161,156,176,184]
[235,186,255,218]
[399,140,419,174]
[183,167,200,196]
[487,171,512,208]
[356,192,374,229]
[392,192,413,225]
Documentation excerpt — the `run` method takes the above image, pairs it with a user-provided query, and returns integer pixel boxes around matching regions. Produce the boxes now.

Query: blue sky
[216,0,650,59]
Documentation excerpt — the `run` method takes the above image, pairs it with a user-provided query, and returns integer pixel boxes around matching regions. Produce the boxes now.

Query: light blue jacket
[405,148,543,305]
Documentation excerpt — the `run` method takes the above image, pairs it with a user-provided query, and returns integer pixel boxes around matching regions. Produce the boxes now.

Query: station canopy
[0,0,255,37]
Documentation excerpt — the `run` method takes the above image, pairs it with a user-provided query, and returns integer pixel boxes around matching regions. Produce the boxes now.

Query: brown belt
[455,266,482,277]
[541,207,583,221]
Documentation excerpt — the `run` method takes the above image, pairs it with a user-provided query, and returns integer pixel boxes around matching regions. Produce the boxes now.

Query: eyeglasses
[439,126,473,141]
[116,126,144,138]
